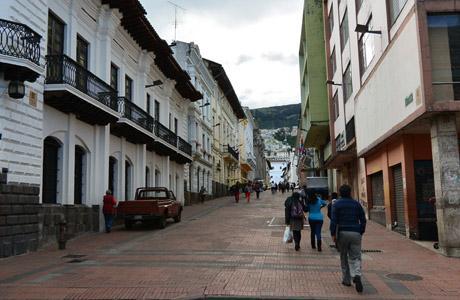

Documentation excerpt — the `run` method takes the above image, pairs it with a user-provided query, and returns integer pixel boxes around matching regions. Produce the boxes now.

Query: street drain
[67,258,87,263]
[62,254,86,259]
[361,249,382,253]
[386,273,423,281]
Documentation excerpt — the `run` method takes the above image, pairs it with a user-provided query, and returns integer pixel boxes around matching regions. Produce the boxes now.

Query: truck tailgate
[118,200,161,215]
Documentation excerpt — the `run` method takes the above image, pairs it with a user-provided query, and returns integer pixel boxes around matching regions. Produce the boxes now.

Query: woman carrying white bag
[284,192,306,251]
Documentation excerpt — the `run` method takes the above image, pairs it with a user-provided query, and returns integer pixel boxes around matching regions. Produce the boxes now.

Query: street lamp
[145,80,163,88]
[8,80,25,99]
[355,24,382,35]
[326,80,342,86]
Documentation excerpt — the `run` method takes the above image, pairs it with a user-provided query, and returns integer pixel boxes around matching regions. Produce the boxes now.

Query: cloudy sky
[140,0,303,109]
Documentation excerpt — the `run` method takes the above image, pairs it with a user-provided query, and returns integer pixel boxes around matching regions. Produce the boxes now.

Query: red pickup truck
[117,187,182,229]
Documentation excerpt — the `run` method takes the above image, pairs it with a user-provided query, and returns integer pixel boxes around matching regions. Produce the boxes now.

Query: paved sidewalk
[1,191,460,299]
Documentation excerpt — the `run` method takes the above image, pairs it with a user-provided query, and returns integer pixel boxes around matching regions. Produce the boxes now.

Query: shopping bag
[283,226,293,243]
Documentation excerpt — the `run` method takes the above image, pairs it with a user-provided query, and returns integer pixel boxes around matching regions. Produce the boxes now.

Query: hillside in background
[251,103,300,129]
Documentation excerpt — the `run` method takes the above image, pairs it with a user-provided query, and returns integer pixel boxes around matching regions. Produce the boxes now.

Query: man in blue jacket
[330,184,366,293]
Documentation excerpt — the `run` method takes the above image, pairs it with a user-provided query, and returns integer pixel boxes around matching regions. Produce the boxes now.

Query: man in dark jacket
[330,185,366,293]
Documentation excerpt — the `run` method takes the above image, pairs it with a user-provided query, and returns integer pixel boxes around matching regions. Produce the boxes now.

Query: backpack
[290,199,304,218]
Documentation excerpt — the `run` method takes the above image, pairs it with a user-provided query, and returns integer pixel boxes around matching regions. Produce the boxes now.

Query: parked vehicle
[117,187,182,229]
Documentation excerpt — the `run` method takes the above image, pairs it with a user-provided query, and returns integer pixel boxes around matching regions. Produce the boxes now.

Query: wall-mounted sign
[405,93,414,107]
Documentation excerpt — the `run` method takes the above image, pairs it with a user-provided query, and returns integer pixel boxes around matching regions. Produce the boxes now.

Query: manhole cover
[67,258,87,263]
[62,254,86,259]
[386,273,423,281]
[362,249,382,253]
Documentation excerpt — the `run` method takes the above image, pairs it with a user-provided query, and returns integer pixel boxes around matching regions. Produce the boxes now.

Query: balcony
[44,54,118,125]
[152,120,178,156]
[173,136,192,164]
[223,144,239,162]
[0,18,42,82]
[111,97,155,144]
[346,117,355,145]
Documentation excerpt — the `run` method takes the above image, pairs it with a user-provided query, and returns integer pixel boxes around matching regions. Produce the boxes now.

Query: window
[428,13,460,101]
[202,134,205,150]
[169,113,172,129]
[342,63,353,102]
[328,5,334,34]
[356,0,364,13]
[340,10,349,52]
[76,35,89,69]
[333,91,339,120]
[174,118,178,135]
[47,12,65,55]
[146,94,151,115]
[330,47,337,76]
[110,63,118,91]
[154,100,160,121]
[388,0,408,25]
[125,75,133,101]
[358,16,375,75]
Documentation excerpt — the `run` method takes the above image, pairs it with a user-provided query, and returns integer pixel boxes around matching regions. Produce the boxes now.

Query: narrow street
[1,192,460,300]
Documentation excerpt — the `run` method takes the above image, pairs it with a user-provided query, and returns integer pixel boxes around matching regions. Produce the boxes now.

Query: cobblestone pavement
[1,192,460,299]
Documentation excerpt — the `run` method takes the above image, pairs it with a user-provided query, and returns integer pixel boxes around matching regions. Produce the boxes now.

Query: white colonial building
[0,0,201,237]
[172,41,214,201]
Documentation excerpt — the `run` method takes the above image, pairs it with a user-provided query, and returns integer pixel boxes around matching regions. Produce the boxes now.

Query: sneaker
[353,276,363,293]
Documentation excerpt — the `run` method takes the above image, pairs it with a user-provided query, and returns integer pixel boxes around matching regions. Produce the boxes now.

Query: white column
[95,6,117,80]
[66,1,79,58]
[63,114,76,205]
[135,145,146,191]
[165,156,170,189]
[120,137,126,200]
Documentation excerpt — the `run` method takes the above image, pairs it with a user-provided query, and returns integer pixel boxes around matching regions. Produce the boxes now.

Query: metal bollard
[58,220,67,250]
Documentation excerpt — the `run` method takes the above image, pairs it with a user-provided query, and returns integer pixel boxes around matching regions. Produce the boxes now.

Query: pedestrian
[231,182,240,203]
[327,192,338,220]
[284,192,305,251]
[199,186,206,204]
[271,181,277,194]
[255,182,261,199]
[306,193,328,251]
[330,184,366,293]
[102,189,117,233]
[244,184,251,203]
[299,185,307,203]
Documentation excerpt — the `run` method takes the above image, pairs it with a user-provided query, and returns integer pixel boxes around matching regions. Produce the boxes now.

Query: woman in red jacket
[103,190,117,233]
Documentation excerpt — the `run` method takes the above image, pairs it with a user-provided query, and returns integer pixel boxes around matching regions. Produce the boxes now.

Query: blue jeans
[308,219,323,241]
[104,214,114,232]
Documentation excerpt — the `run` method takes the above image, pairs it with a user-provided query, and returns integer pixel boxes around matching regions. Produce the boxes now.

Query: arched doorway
[42,137,61,204]
[74,145,86,204]
[108,156,117,196]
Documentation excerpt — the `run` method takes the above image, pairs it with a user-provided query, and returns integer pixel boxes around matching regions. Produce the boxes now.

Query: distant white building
[172,41,214,199]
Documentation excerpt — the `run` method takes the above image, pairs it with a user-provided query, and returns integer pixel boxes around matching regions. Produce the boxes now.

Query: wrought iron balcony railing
[0,19,41,65]
[178,136,192,156]
[117,97,154,132]
[224,144,239,161]
[46,54,118,111]
[155,120,177,147]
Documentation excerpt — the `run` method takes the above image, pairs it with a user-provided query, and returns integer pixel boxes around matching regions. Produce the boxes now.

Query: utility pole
[168,1,186,41]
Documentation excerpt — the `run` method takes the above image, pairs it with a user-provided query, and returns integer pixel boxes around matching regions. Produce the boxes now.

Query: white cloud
[141,0,303,109]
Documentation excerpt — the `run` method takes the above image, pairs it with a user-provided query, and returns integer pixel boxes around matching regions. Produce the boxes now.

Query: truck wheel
[158,216,167,229]
[173,210,182,223]
[125,220,133,230]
